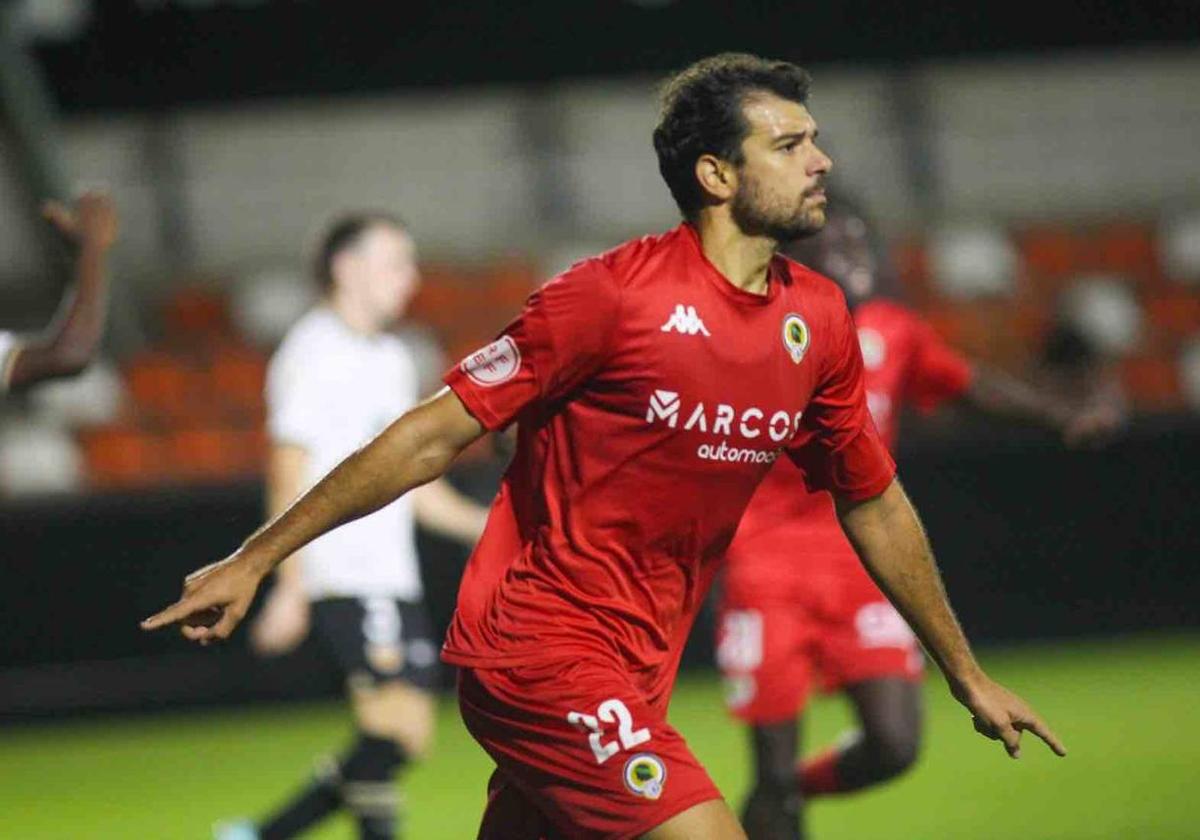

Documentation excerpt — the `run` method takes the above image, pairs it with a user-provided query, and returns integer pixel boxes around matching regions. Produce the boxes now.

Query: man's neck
[693,211,777,296]
[326,294,381,336]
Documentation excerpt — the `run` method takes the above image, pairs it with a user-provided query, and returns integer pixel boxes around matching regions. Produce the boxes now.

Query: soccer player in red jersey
[143,55,1065,839]
[719,195,1116,839]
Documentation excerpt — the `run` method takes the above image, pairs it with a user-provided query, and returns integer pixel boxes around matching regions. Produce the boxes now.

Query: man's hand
[249,582,311,656]
[140,552,268,644]
[1063,400,1124,448]
[952,673,1067,759]
[42,191,119,251]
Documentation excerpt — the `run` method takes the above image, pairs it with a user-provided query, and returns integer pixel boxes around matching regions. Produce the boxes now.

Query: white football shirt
[266,307,423,600]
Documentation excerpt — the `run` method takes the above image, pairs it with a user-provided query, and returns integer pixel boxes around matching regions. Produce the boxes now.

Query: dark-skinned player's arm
[963,364,1122,447]
[907,317,1121,446]
[141,387,486,643]
[835,479,1066,760]
[5,192,118,391]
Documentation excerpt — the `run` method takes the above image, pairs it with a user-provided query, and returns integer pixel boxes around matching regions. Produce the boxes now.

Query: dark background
[36,0,1200,112]
[3,417,1196,718]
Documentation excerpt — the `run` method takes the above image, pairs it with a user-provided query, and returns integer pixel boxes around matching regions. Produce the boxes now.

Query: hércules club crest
[781,313,810,364]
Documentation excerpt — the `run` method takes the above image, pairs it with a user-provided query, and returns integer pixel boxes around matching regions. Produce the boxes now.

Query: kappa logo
[660,304,711,336]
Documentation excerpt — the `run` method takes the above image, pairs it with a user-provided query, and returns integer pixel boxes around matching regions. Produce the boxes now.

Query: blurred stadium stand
[0,1,1198,716]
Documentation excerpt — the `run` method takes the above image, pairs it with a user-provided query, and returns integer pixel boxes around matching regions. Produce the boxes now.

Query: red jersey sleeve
[787,303,896,501]
[907,318,974,413]
[443,259,622,430]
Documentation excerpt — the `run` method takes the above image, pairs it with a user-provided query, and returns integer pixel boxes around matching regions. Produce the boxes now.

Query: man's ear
[329,249,354,291]
[695,153,737,204]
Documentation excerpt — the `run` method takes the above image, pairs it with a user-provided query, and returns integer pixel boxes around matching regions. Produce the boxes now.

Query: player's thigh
[716,602,814,724]
[459,661,723,840]
[748,717,802,788]
[844,677,923,745]
[639,798,747,840]
[351,677,436,758]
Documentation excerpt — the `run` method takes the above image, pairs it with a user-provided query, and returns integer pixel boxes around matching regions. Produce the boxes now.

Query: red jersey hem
[444,373,507,431]
[837,467,897,503]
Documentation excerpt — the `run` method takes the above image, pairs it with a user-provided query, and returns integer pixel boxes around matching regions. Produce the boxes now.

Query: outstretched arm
[965,365,1120,446]
[836,478,1067,760]
[6,192,118,391]
[142,386,486,643]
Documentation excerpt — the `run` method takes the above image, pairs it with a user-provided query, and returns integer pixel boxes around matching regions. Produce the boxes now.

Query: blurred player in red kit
[144,55,1066,839]
[719,194,1118,839]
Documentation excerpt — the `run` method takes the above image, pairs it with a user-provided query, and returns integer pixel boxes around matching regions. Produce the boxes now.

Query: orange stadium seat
[78,424,169,489]
[166,426,255,483]
[1143,291,1200,339]
[224,425,269,477]
[1091,222,1159,285]
[925,300,1034,372]
[1119,354,1182,410]
[1018,226,1082,283]
[162,285,232,342]
[123,351,199,423]
[207,342,268,422]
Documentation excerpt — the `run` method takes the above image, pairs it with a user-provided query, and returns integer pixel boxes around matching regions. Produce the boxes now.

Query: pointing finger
[141,599,194,631]
[1018,716,1067,757]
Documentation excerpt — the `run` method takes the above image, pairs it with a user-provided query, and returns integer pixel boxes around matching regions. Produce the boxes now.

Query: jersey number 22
[567,698,651,765]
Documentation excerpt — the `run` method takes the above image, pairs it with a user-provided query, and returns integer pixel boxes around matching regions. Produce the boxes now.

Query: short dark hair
[653,53,812,219]
[312,211,405,291]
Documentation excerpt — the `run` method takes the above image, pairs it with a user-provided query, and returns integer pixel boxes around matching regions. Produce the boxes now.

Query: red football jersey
[723,298,972,602]
[441,224,895,705]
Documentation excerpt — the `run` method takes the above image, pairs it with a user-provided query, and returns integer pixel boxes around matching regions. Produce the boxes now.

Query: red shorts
[716,579,923,724]
[457,658,722,839]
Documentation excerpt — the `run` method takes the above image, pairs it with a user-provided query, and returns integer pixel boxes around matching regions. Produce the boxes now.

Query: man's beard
[731,174,825,243]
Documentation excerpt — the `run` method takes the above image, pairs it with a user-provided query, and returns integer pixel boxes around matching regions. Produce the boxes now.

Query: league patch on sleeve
[460,335,521,386]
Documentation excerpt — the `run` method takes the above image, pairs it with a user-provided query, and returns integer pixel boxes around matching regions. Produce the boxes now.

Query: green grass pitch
[1,633,1194,839]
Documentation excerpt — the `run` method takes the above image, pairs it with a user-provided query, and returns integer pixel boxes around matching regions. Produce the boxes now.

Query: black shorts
[311,596,440,691]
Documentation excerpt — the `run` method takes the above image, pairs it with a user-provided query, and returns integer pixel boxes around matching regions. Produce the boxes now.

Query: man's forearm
[55,242,110,359]
[9,242,110,389]
[241,393,482,576]
[966,366,1071,433]
[837,478,982,690]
